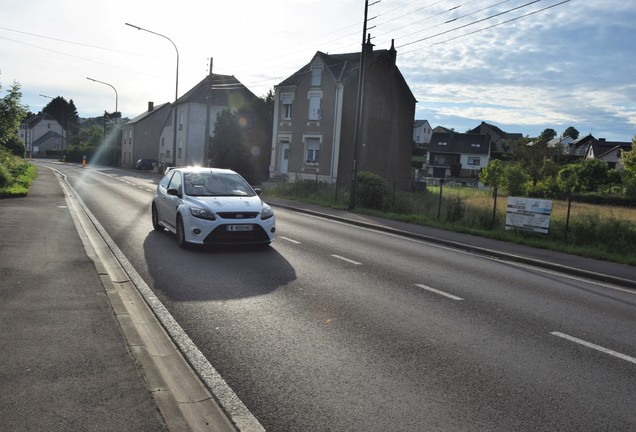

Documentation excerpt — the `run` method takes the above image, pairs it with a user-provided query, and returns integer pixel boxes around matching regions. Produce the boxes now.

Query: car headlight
[260,203,274,220]
[190,206,216,220]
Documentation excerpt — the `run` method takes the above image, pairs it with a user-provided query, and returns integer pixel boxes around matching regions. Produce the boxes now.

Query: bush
[356,171,388,210]
[503,163,529,196]
[0,162,10,187]
[528,178,563,199]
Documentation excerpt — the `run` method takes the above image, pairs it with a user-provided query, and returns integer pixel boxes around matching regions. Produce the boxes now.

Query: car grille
[204,225,270,244]
[216,212,259,219]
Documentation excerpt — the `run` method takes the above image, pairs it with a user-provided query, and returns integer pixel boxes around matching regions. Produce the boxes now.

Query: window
[438,141,448,146]
[471,143,481,148]
[467,157,480,166]
[305,138,320,164]
[179,112,183,130]
[281,94,293,120]
[308,92,321,120]
[311,65,322,86]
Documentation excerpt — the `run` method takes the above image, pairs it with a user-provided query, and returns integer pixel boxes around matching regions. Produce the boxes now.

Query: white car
[151,167,275,247]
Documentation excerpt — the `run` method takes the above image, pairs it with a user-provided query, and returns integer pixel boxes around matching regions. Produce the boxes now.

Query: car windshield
[183,172,255,197]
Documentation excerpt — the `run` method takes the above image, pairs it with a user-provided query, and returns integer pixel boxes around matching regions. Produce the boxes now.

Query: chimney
[148,101,154,112]
[388,39,396,65]
[364,33,375,57]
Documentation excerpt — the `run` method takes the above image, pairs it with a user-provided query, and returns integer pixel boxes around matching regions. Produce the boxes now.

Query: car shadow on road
[143,230,297,302]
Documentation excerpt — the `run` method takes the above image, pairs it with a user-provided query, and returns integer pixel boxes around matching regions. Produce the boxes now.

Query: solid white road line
[550,331,636,365]
[279,236,301,244]
[415,284,464,301]
[331,254,363,265]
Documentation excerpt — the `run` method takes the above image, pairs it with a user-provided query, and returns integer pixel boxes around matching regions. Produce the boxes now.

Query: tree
[503,163,529,196]
[556,159,609,193]
[618,137,636,197]
[563,126,579,140]
[621,139,636,174]
[209,109,251,175]
[577,158,608,192]
[0,80,28,155]
[42,96,80,137]
[512,140,551,187]
[538,128,557,143]
[208,92,274,183]
[479,159,506,190]
[557,165,580,193]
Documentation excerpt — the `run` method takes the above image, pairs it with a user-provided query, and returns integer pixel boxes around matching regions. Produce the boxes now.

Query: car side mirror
[167,188,181,197]
[253,187,262,196]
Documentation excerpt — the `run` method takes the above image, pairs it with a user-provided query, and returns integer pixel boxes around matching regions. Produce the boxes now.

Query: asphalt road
[51,162,636,431]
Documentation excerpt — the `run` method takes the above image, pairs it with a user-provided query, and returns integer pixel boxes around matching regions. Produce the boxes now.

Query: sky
[1,0,634,142]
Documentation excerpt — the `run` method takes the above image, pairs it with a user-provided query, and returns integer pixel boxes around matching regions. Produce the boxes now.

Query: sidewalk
[0,167,169,431]
[266,197,635,289]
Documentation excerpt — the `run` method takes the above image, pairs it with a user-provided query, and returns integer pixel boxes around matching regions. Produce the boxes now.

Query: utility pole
[349,0,379,210]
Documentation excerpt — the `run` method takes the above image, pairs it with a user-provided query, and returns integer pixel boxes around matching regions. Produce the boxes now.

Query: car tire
[176,215,188,248]
[151,204,164,231]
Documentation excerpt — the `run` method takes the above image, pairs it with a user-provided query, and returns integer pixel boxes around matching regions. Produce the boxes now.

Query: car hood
[187,195,264,212]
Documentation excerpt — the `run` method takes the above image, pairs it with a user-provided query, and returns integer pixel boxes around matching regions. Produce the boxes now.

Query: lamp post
[86,77,118,115]
[126,22,179,169]
[86,77,119,166]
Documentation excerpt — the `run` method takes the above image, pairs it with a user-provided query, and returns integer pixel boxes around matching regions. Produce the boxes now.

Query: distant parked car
[151,166,276,248]
[136,159,156,170]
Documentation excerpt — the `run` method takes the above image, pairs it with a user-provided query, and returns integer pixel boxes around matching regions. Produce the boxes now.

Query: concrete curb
[54,167,257,432]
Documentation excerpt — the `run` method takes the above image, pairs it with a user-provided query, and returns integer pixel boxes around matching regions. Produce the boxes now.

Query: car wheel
[151,204,164,231]
[176,215,187,248]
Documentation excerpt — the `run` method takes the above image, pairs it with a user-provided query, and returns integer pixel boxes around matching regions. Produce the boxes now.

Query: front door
[279,143,289,173]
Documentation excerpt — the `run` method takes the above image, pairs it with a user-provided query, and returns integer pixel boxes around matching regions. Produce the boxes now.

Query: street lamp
[125,22,179,168]
[86,77,118,115]
[87,77,119,166]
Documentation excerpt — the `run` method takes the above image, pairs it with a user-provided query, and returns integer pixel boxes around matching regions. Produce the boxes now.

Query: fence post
[437,179,445,220]
[491,186,498,227]
[565,192,572,238]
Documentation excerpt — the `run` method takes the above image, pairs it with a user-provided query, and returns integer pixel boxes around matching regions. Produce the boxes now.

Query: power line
[397,0,545,49]
[0,25,164,60]
[429,0,571,47]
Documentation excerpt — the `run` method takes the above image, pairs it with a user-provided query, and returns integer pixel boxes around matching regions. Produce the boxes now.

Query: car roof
[170,166,238,175]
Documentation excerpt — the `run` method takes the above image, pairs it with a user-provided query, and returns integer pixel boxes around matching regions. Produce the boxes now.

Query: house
[547,135,575,154]
[466,121,523,155]
[269,38,416,188]
[120,102,171,169]
[432,126,453,134]
[425,131,490,183]
[158,73,257,168]
[584,137,633,170]
[413,120,432,145]
[20,113,65,156]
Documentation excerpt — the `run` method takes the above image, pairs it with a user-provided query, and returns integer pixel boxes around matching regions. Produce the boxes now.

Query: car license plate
[226,224,253,232]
